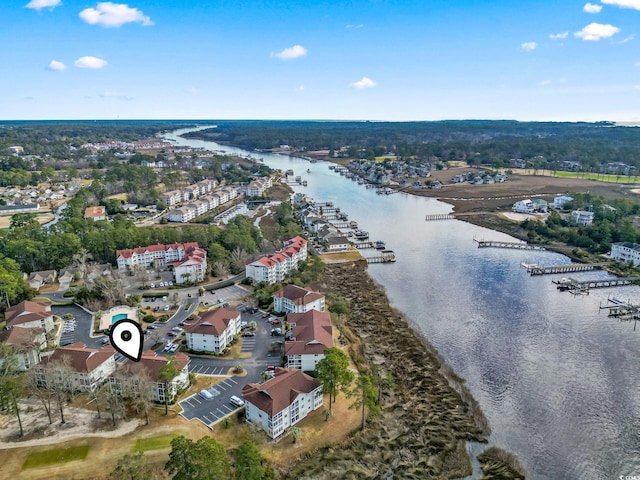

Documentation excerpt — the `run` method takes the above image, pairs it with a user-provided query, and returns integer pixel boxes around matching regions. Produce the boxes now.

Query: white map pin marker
[110,319,143,362]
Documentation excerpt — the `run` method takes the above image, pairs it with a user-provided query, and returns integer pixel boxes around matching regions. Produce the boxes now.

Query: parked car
[150,283,155,288]
[101,338,110,345]
[163,305,170,311]
[167,332,177,337]
[270,319,280,325]
[229,395,245,407]
[170,344,179,353]
[163,343,173,352]
[266,365,276,371]
[199,389,213,400]
[262,312,270,318]
[147,324,156,330]
[242,331,255,337]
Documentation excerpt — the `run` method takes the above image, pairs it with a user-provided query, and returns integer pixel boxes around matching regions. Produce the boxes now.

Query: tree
[0,344,24,436]
[212,259,230,278]
[290,426,301,444]
[158,357,180,415]
[234,440,265,480]
[110,451,153,480]
[25,368,54,424]
[314,347,354,411]
[349,374,381,430]
[165,435,232,480]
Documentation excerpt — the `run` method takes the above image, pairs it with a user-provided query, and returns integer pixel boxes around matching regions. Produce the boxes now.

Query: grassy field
[22,444,90,470]
[550,171,639,183]
[134,434,177,452]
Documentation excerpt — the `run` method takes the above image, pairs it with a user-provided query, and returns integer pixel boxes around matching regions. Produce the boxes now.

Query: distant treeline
[186,120,640,169]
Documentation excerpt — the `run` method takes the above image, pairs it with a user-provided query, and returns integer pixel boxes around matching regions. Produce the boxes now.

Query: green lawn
[134,434,177,452]
[551,171,640,183]
[22,444,90,470]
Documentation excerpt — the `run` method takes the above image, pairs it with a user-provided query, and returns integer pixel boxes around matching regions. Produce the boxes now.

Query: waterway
[164,127,640,479]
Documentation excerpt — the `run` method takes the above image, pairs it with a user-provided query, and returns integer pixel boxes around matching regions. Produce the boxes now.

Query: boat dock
[599,297,640,330]
[365,250,396,263]
[332,221,358,229]
[474,237,546,251]
[520,262,606,276]
[553,276,640,293]
[354,241,385,250]
[425,214,455,221]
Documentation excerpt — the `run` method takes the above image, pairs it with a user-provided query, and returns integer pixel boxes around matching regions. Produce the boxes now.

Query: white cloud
[25,0,61,10]
[294,85,305,92]
[540,77,568,86]
[618,34,636,43]
[99,91,133,101]
[602,0,640,10]
[48,60,67,71]
[549,31,569,40]
[574,22,620,41]
[521,42,537,51]
[79,2,153,27]
[351,77,376,89]
[74,56,108,69]
[346,24,364,29]
[583,3,603,13]
[186,87,198,94]
[635,61,640,67]
[271,45,308,60]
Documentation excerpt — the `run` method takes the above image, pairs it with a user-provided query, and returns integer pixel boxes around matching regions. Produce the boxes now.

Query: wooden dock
[425,214,455,221]
[366,250,396,264]
[599,298,640,330]
[474,237,545,251]
[521,262,606,276]
[554,276,640,293]
[332,221,357,229]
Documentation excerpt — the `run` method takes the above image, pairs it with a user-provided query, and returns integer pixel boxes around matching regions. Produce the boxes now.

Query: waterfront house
[245,237,308,284]
[571,210,594,226]
[242,368,323,439]
[512,199,534,214]
[284,309,333,371]
[553,195,573,209]
[184,308,241,353]
[611,242,640,266]
[36,342,116,393]
[273,285,325,314]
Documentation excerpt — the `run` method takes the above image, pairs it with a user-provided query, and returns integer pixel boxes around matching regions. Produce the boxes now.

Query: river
[164,127,640,479]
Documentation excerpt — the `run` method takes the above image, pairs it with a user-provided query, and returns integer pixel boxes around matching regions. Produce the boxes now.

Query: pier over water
[474,236,546,251]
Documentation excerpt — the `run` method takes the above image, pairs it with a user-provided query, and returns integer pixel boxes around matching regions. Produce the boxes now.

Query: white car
[200,389,213,400]
[150,283,155,288]
[163,305,170,311]
[169,344,179,353]
[163,343,173,352]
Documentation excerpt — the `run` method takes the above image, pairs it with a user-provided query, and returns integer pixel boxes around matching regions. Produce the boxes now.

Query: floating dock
[554,276,640,293]
[425,214,455,221]
[520,262,606,276]
[366,250,396,263]
[474,237,545,251]
[599,297,640,330]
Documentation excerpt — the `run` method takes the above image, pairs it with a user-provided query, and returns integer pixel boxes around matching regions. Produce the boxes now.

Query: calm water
[165,128,640,479]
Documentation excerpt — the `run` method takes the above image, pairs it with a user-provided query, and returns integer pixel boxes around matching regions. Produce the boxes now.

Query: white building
[245,236,308,284]
[116,242,201,271]
[0,326,46,371]
[611,242,640,266]
[242,368,323,438]
[36,343,116,393]
[184,308,241,353]
[5,300,55,333]
[512,199,534,213]
[284,310,333,371]
[173,246,207,284]
[109,351,190,403]
[553,195,574,209]
[571,210,594,226]
[273,285,325,314]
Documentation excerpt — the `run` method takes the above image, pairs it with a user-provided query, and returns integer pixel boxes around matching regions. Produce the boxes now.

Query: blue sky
[2,0,640,121]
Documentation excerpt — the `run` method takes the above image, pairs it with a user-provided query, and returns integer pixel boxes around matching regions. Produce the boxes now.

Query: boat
[302,180,308,186]
[354,230,369,240]
[286,169,294,176]
[375,240,386,250]
[307,169,311,173]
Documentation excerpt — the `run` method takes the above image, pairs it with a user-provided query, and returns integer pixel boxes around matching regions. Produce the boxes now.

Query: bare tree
[230,248,250,272]
[71,249,93,281]
[212,259,230,278]
[25,368,55,424]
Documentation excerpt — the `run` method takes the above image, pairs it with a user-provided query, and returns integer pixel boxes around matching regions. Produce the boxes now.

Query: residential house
[245,237,308,284]
[184,308,241,353]
[36,342,116,392]
[5,300,54,333]
[611,242,640,266]
[27,270,57,290]
[512,199,534,214]
[571,210,594,226]
[84,206,107,221]
[166,206,195,223]
[0,326,46,370]
[0,203,40,216]
[284,310,333,371]
[273,285,325,314]
[109,351,190,403]
[160,190,182,207]
[325,236,351,252]
[242,368,323,438]
[553,195,574,209]
[532,199,548,213]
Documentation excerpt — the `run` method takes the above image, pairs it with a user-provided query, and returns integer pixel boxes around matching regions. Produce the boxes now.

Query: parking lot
[188,359,229,376]
[179,377,243,427]
[203,284,250,305]
[59,318,77,346]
